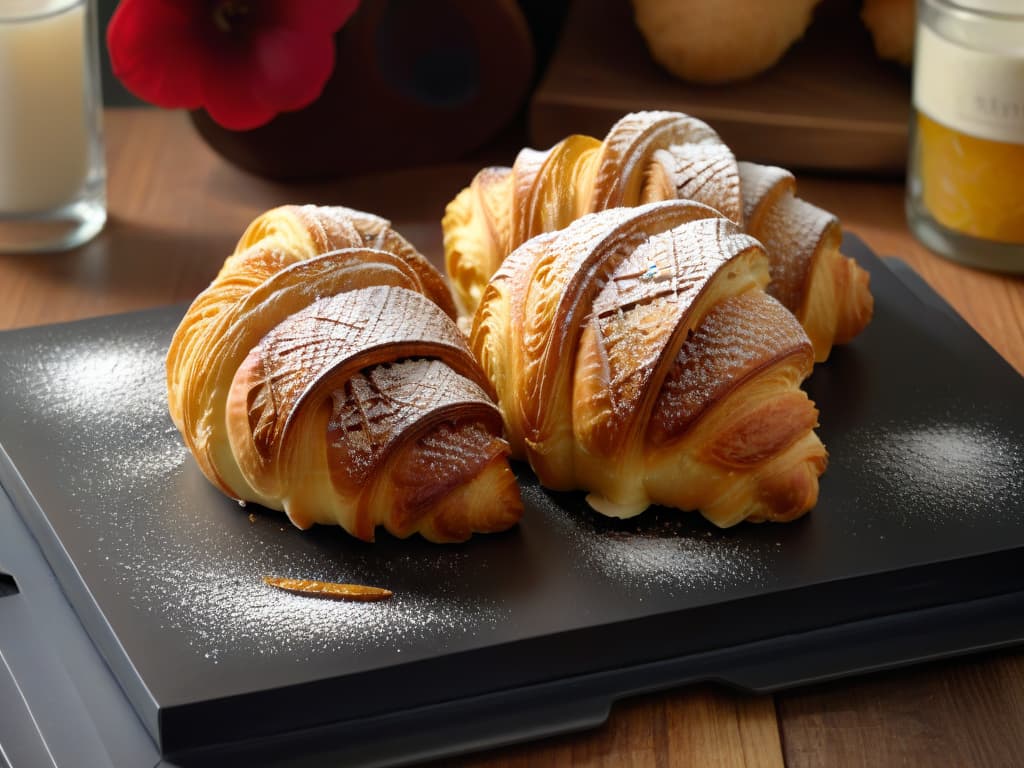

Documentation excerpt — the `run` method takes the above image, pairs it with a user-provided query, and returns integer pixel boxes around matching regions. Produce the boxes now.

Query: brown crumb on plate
[262,575,393,602]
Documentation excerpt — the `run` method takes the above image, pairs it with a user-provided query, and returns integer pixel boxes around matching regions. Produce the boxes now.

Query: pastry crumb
[263,575,393,602]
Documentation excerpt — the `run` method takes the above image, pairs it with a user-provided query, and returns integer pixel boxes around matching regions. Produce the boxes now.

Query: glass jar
[906,0,1024,273]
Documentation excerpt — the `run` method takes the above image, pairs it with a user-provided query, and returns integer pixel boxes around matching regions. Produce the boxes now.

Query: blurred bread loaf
[631,0,823,83]
[861,0,916,66]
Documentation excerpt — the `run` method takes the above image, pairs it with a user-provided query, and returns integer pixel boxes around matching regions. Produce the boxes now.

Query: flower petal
[251,26,337,112]
[106,0,208,109]
[198,55,280,132]
[108,0,361,130]
[262,0,361,33]
[199,23,338,130]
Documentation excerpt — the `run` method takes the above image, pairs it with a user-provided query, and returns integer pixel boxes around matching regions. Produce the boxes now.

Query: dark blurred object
[530,0,911,176]
[192,0,535,182]
[517,0,571,87]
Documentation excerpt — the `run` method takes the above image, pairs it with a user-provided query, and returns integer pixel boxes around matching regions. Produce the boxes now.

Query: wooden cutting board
[529,0,912,176]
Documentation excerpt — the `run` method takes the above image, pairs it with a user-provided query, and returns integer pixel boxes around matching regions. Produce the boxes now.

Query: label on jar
[913,24,1024,145]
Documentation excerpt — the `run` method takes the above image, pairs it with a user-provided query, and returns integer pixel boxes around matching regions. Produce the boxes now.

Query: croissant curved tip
[585,493,649,519]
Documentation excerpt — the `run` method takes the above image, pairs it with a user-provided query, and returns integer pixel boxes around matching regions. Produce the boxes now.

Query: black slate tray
[1,235,1023,767]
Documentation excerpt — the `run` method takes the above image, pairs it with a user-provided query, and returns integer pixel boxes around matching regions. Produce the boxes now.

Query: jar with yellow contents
[906,0,1024,273]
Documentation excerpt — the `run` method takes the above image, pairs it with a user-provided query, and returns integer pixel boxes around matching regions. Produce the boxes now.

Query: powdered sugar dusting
[13,321,506,666]
[651,291,810,441]
[737,161,792,225]
[529,483,774,598]
[20,336,189,525]
[592,111,721,210]
[116,514,504,664]
[656,143,742,224]
[843,420,1024,526]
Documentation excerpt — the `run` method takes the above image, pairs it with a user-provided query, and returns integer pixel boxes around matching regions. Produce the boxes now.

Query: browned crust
[648,291,813,445]
[241,286,491,465]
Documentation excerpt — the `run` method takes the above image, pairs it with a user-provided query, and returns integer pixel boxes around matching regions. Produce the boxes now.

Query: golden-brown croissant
[166,204,522,542]
[471,200,828,527]
[444,110,873,361]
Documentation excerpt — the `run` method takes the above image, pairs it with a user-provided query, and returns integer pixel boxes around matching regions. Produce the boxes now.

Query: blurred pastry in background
[861,0,916,66]
[631,0,822,83]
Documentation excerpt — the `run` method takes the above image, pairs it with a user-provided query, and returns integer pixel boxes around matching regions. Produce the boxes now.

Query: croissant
[471,200,827,527]
[166,205,522,542]
[444,110,873,361]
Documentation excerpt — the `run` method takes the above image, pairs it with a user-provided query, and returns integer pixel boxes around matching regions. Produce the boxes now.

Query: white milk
[0,0,89,213]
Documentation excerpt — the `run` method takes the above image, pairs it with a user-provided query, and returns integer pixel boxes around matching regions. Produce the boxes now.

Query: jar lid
[948,0,1024,15]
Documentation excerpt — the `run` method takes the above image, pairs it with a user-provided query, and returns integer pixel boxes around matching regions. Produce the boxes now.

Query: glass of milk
[0,0,105,252]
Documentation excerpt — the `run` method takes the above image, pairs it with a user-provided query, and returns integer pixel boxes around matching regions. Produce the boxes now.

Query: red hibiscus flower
[107,0,360,131]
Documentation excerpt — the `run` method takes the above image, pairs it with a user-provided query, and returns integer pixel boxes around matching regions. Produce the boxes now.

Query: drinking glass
[0,0,106,253]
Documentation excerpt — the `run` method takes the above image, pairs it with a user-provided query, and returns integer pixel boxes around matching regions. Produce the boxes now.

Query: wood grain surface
[529,0,912,176]
[1,108,1022,766]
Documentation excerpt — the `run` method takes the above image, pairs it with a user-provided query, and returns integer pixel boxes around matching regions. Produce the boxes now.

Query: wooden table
[2,109,1022,767]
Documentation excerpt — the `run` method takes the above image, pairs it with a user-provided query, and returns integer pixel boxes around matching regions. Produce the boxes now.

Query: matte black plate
[0,236,1022,761]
